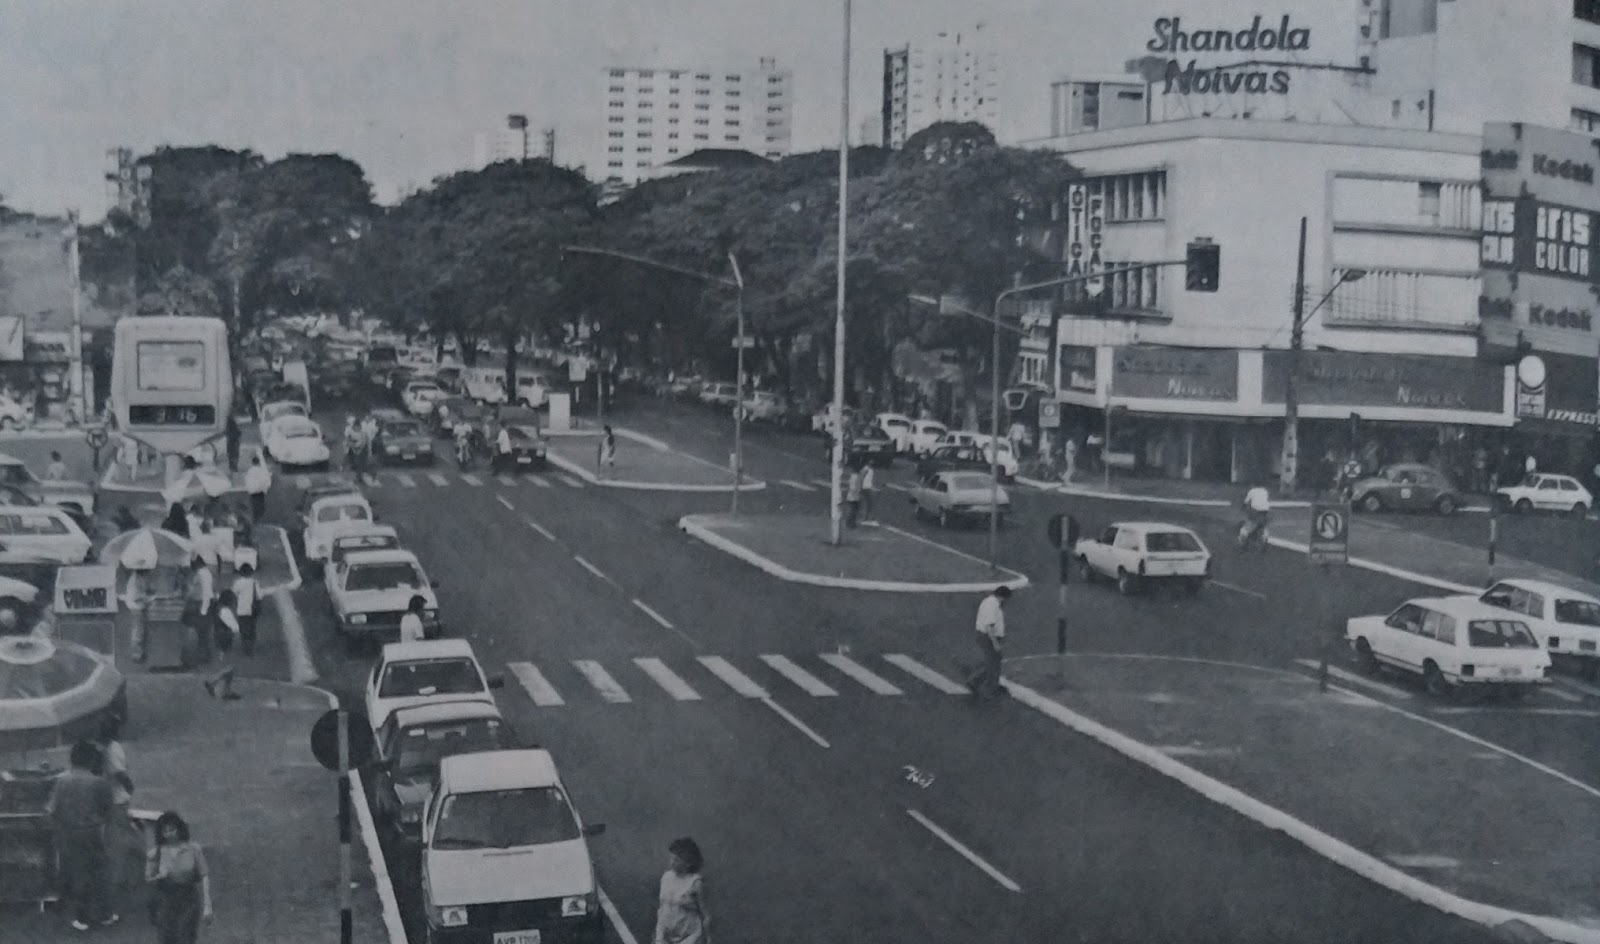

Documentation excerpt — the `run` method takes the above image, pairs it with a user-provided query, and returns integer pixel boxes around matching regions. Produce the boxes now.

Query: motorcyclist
[1240,480,1271,548]
[453,419,474,467]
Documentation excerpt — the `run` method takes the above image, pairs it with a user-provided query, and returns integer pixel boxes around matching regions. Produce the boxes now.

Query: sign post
[1308,502,1350,691]
[1047,513,1080,689]
[310,708,373,944]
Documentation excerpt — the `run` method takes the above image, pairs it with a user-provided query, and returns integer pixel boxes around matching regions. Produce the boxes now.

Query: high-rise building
[471,127,524,169]
[881,29,1002,149]
[598,57,792,184]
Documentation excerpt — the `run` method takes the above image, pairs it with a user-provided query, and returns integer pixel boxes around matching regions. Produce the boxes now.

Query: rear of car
[1479,580,1600,680]
[372,702,515,846]
[1137,527,1211,592]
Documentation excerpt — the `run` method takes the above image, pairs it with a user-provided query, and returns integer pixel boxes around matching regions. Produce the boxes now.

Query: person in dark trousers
[47,740,118,930]
[244,454,272,522]
[202,590,242,700]
[113,505,141,533]
[146,811,213,944]
[161,502,189,539]
[223,415,241,473]
[231,563,260,659]
[844,464,863,528]
[182,556,215,667]
[966,585,1011,703]
[859,462,877,521]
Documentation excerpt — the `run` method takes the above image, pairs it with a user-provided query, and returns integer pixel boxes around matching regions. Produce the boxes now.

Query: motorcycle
[1236,513,1269,552]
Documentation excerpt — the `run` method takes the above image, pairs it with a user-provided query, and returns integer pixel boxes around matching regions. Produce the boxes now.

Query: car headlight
[439,906,469,927]
[560,895,592,917]
[347,613,367,625]
[399,807,421,824]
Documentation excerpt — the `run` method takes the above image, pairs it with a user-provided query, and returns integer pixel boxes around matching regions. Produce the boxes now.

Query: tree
[137,265,220,318]
[137,146,263,287]
[897,121,998,166]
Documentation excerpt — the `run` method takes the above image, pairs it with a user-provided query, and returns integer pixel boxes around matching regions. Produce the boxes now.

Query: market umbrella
[0,635,126,753]
[161,467,238,506]
[102,527,193,572]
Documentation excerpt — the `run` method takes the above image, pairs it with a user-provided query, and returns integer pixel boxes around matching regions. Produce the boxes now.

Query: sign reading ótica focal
[1147,15,1309,96]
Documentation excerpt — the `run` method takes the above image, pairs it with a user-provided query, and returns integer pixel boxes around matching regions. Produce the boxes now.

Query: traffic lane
[1356,508,1599,584]
[0,431,96,479]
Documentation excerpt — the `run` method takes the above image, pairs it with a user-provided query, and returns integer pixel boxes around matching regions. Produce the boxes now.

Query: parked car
[262,417,332,469]
[327,548,440,643]
[909,470,1010,529]
[258,400,310,443]
[1350,463,1462,515]
[916,444,993,480]
[492,406,548,470]
[514,372,554,408]
[667,375,704,401]
[420,749,605,944]
[812,404,856,435]
[827,424,894,467]
[300,494,376,565]
[929,431,1018,480]
[1345,596,1551,698]
[906,420,949,457]
[1495,473,1593,517]
[698,382,740,408]
[401,380,447,418]
[0,504,93,566]
[1478,579,1600,680]
[430,397,488,438]
[0,453,95,517]
[875,412,915,452]
[369,700,518,846]
[374,418,436,465]
[1073,522,1211,596]
[740,390,786,422]
[433,365,465,396]
[363,638,503,736]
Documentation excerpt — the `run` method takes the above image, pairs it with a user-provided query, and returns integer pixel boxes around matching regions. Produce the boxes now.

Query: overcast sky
[0,0,1355,216]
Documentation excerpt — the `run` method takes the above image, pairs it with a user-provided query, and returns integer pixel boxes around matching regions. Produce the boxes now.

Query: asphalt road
[264,393,1544,944]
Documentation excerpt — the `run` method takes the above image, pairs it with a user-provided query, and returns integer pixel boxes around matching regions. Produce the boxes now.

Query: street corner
[545,434,766,492]
[679,512,1030,593]
[1004,653,1600,940]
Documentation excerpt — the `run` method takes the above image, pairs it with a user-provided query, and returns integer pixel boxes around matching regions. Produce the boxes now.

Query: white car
[1478,579,1600,680]
[909,470,1010,528]
[740,391,785,422]
[875,413,914,452]
[263,416,331,469]
[1495,473,1593,517]
[698,382,740,407]
[0,505,91,565]
[258,400,309,442]
[907,420,948,457]
[515,373,553,408]
[930,431,1019,480]
[421,749,605,944]
[1073,522,1211,596]
[327,548,440,642]
[363,638,503,736]
[0,394,32,430]
[1345,596,1551,698]
[402,381,447,417]
[301,494,376,564]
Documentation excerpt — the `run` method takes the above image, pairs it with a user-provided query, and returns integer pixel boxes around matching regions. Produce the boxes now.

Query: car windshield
[393,718,506,777]
[335,535,398,556]
[346,562,425,592]
[283,422,320,440]
[315,503,369,523]
[1466,619,1538,648]
[378,658,484,698]
[384,422,424,438]
[432,786,580,850]
[264,403,306,422]
[1555,599,1600,627]
[499,408,540,427]
[1146,531,1202,553]
[0,464,36,486]
[945,473,993,490]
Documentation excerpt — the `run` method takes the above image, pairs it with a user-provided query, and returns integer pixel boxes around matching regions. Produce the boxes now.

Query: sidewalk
[1021,472,1497,513]
[1006,654,1600,943]
[544,431,765,492]
[680,513,1029,592]
[0,674,397,944]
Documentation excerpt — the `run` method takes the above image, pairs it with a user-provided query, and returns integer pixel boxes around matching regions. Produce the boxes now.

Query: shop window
[1575,43,1600,89]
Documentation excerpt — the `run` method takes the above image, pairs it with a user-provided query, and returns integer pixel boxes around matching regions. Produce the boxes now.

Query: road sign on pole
[1038,400,1061,429]
[1308,502,1349,564]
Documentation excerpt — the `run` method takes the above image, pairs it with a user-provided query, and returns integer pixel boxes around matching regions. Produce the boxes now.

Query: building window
[608,85,624,93]
[669,87,680,94]
[695,118,709,125]
[1574,108,1600,132]
[608,160,623,168]
[1418,181,1442,219]
[696,89,711,96]
[769,75,783,83]
[639,70,654,78]
[1576,43,1600,89]
[608,131,623,138]
[668,117,680,125]
[696,103,709,110]
[669,132,679,139]
[725,74,741,82]
[609,100,624,107]
[639,101,653,108]
[638,146,652,153]
[669,148,679,154]
[1086,171,1166,223]
[726,135,740,142]
[727,105,740,112]
[695,132,709,140]
[670,71,683,79]
[608,146,623,153]
[639,131,652,139]
[767,119,781,128]
[608,116,624,124]
[769,91,784,98]
[728,90,740,97]
[669,102,680,110]
[639,86,653,94]
[638,116,652,124]
[695,73,711,81]
[725,120,740,127]
[767,105,783,113]
[1579,0,1600,22]
[1105,261,1160,311]
[608,69,625,78]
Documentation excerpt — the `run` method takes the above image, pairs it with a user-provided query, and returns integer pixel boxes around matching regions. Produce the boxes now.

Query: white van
[514,372,553,408]
[0,505,93,565]
[463,367,508,405]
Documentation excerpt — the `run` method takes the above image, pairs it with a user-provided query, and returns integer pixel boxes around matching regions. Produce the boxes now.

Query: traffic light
[1185,241,1220,292]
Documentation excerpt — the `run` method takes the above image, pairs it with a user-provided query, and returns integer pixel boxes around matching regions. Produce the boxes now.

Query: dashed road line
[573,660,631,703]
[906,809,1021,893]
[760,655,838,697]
[883,653,966,695]
[762,697,830,748]
[508,661,565,706]
[498,475,518,486]
[573,555,615,585]
[428,472,449,487]
[529,475,553,488]
[1556,677,1600,699]
[780,479,816,492]
[523,517,556,541]
[821,652,903,695]
[1434,706,1600,718]
[634,658,702,701]
[496,495,515,511]
[1211,579,1267,601]
[632,599,675,629]
[396,473,416,488]
[697,656,768,698]
[1543,684,1584,704]
[558,474,585,488]
[461,473,483,486]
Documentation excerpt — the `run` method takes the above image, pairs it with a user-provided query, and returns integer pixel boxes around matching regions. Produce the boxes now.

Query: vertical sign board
[1064,184,1106,299]
[1308,502,1349,565]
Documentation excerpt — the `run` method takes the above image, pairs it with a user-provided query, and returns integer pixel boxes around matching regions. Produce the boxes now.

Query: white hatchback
[1073,522,1210,596]
[907,420,948,457]
[1478,579,1600,679]
[1345,596,1551,697]
[1495,473,1593,517]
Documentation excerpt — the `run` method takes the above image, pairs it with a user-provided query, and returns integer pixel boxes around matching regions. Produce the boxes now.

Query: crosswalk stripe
[760,655,837,697]
[697,656,768,698]
[820,653,903,695]
[529,475,553,488]
[780,479,816,492]
[461,474,483,486]
[497,475,517,486]
[883,654,967,694]
[573,660,631,703]
[396,473,416,488]
[634,658,702,701]
[508,662,564,707]
[428,473,449,487]
[294,475,311,489]
[558,474,584,488]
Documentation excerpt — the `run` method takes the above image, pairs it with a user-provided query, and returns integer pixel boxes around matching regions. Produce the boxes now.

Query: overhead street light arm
[562,244,739,290]
[1293,268,1366,333]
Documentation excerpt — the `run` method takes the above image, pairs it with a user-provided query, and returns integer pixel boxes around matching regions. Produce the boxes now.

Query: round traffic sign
[86,427,108,450]
[1314,509,1346,541]
[309,708,375,772]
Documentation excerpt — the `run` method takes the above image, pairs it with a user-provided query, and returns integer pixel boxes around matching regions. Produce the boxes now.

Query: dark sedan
[493,406,548,471]
[430,397,488,438]
[374,418,437,465]
[915,444,991,479]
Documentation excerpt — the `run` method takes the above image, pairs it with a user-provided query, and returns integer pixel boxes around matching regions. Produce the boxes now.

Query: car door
[364,661,383,725]
[1085,526,1118,576]
[1376,603,1425,668]
[1112,528,1143,574]
[1559,478,1583,511]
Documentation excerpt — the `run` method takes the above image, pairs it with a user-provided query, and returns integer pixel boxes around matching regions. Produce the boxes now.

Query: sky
[0,0,1356,216]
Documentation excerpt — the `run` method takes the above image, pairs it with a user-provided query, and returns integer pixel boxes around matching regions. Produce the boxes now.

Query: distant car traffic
[258,400,310,442]
[827,424,894,467]
[374,418,435,465]
[909,470,1009,528]
[363,638,504,736]
[928,431,1018,480]
[369,700,518,846]
[262,417,331,469]
[1478,579,1600,680]
[300,494,375,565]
[1349,463,1463,515]
[915,444,992,480]
[1073,522,1210,596]
[875,412,914,452]
[698,382,740,408]
[494,406,548,470]
[401,380,447,417]
[326,548,440,643]
[429,397,488,438]
[1495,473,1593,517]
[1345,595,1551,697]
[740,390,786,422]
[907,420,948,457]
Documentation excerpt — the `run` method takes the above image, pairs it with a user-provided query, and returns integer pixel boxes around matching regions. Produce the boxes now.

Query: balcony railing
[1310,268,1479,331]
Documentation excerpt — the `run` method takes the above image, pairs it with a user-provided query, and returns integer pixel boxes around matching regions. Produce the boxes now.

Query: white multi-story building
[882,30,1002,149]
[470,128,524,169]
[599,57,792,184]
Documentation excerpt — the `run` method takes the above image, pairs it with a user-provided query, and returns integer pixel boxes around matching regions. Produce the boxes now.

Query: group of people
[840,461,878,528]
[46,717,214,941]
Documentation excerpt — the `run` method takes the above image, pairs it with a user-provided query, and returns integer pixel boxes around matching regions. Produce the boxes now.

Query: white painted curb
[678,513,1030,593]
[1017,475,1314,509]
[268,588,318,685]
[1265,535,1481,595]
[1005,677,1600,944]
[547,450,767,494]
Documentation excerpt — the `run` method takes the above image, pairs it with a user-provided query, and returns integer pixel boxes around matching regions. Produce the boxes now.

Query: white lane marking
[884,482,910,493]
[597,886,640,944]
[496,495,514,511]
[461,473,483,486]
[529,475,553,488]
[1557,677,1600,699]
[883,653,967,695]
[809,477,832,489]
[1543,684,1584,704]
[573,660,632,703]
[497,475,518,486]
[294,474,311,489]
[508,661,564,707]
[1156,745,1240,758]
[523,517,556,541]
[396,473,416,488]
[697,656,768,698]
[761,697,830,748]
[365,476,383,488]
[760,655,838,697]
[558,474,584,488]
[1211,579,1268,601]
[573,555,615,585]
[1433,706,1600,718]
[634,658,702,701]
[1293,659,1412,699]
[1385,854,1461,869]
[780,479,816,492]
[632,599,675,629]
[906,809,1022,893]
[820,652,903,695]
[427,472,449,487]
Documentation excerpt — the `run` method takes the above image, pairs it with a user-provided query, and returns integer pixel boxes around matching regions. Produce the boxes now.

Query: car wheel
[1359,493,1383,513]
[1422,661,1452,698]
[1435,495,1456,516]
[1571,502,1589,519]
[1355,638,1380,675]
[1116,569,1138,596]
[1077,556,1095,584]
[1515,498,1533,514]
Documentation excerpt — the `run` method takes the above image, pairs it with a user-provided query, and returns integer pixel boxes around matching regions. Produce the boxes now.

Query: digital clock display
[128,404,216,426]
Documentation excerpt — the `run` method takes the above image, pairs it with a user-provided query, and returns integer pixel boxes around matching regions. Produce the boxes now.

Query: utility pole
[65,212,85,422]
[543,128,556,163]
[1281,216,1308,495]
[730,253,746,516]
[829,0,852,547]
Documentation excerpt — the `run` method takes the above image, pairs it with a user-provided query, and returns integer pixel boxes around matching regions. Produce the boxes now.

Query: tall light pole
[829,0,853,546]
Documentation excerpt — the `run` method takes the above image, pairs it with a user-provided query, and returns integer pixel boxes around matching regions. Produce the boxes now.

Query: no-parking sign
[1308,502,1349,564]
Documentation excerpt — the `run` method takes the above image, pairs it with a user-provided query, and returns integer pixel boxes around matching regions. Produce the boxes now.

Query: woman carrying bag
[145,811,213,944]
[201,590,242,701]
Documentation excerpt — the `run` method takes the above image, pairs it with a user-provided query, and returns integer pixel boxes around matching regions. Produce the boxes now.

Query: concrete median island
[543,430,765,492]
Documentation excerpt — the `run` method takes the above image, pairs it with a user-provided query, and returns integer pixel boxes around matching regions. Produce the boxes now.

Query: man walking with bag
[967,585,1011,704]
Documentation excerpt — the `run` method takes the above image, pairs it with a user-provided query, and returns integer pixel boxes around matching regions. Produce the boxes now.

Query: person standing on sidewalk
[146,811,213,944]
[202,590,242,701]
[44,450,67,481]
[844,464,863,528]
[122,568,151,664]
[654,837,710,944]
[231,563,260,660]
[1061,436,1078,486]
[223,414,241,474]
[244,454,272,522]
[182,556,215,667]
[966,585,1011,703]
[859,462,877,521]
[598,426,618,477]
[47,741,119,931]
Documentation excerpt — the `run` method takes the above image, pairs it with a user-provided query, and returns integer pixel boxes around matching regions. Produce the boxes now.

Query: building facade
[599,58,792,184]
[1049,76,1149,137]
[882,30,1002,149]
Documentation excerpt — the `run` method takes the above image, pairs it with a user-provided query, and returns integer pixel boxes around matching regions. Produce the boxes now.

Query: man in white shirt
[184,556,216,666]
[967,585,1011,703]
[399,595,428,643]
[1242,481,1271,545]
[43,451,67,481]
[494,425,513,474]
[245,455,272,522]
[231,562,260,659]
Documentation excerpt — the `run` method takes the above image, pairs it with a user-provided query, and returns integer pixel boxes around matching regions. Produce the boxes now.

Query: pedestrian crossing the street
[287,469,583,491]
[504,652,966,707]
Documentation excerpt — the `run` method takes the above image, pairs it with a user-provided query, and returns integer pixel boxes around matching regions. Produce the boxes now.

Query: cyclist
[1239,480,1271,550]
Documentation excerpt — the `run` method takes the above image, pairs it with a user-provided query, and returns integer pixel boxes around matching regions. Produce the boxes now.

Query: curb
[678,513,1030,593]
[258,524,303,594]
[1264,535,1481,595]
[1004,675,1600,944]
[547,451,768,494]
[1016,475,1315,509]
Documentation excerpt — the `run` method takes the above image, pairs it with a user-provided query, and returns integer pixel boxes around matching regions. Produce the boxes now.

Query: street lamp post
[829,0,852,546]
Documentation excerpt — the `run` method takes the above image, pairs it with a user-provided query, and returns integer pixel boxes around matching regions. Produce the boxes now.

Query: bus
[110,316,233,455]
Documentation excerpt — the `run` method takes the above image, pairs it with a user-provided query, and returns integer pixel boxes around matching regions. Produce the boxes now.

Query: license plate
[494,932,539,944]
[1499,666,1521,677]
[517,456,532,464]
